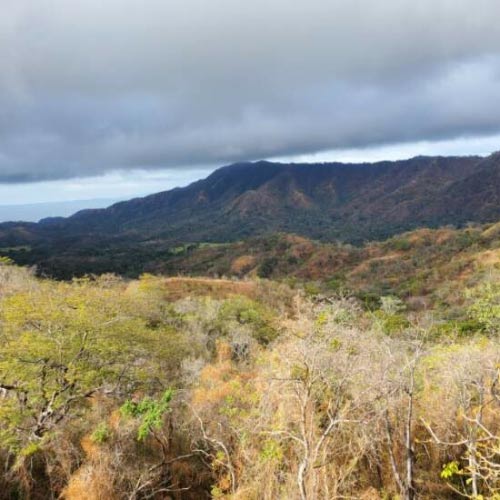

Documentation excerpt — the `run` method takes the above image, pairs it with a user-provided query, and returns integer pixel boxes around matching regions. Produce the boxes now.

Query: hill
[0,237,498,498]
[1,153,500,276]
[136,222,500,312]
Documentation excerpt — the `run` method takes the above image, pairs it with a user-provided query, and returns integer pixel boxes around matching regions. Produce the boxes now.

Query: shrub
[120,389,174,441]
[91,423,110,444]
[217,296,279,345]
[257,257,278,278]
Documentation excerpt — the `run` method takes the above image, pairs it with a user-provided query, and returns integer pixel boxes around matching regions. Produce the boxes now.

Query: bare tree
[256,300,387,499]
[421,343,500,498]
[383,340,424,500]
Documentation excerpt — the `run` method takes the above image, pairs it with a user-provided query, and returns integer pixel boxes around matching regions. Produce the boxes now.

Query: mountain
[1,154,499,277]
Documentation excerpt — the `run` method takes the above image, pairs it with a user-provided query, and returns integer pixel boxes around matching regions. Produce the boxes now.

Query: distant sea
[0,199,118,223]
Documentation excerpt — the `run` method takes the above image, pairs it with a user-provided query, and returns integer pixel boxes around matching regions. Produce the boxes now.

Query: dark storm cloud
[2,0,500,182]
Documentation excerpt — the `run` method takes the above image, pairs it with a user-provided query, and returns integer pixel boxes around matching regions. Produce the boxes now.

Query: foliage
[380,295,406,314]
[467,280,500,333]
[303,281,321,296]
[0,223,499,499]
[216,295,279,345]
[257,256,278,278]
[121,389,173,441]
[0,277,185,454]
[91,422,110,443]
[0,255,14,265]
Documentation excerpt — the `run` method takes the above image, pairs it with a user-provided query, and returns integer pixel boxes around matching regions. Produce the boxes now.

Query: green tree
[0,278,176,454]
[467,281,500,334]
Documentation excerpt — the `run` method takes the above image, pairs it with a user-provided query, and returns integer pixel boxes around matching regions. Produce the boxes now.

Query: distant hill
[0,154,499,277]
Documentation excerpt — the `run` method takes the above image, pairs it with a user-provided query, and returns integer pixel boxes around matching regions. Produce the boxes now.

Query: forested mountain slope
[1,154,499,277]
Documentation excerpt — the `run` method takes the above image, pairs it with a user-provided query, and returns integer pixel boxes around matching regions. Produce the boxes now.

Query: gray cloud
[2,0,500,182]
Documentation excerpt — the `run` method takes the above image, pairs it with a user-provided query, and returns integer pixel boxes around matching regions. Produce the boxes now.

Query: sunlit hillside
[0,221,498,499]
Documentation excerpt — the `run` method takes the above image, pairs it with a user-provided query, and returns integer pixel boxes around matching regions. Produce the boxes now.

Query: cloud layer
[2,0,500,182]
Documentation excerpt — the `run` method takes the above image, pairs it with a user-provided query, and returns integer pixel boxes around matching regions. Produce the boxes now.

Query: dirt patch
[162,277,258,301]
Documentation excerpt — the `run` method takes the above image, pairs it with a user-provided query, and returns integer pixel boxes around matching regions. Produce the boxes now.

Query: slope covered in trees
[0,220,498,498]
[0,154,499,278]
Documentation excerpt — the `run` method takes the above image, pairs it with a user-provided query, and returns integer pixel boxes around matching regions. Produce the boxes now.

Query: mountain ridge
[3,155,498,227]
[1,153,499,277]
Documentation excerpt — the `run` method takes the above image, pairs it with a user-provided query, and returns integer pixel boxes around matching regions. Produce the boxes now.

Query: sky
[2,0,500,211]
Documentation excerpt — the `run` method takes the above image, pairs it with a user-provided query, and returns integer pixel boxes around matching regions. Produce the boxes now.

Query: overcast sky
[2,0,500,207]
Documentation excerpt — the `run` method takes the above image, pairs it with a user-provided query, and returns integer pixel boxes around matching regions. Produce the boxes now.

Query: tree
[467,279,500,334]
[422,341,500,498]
[254,299,386,499]
[382,340,424,500]
[0,278,177,455]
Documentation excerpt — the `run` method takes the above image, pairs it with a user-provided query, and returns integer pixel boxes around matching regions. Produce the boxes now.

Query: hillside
[1,209,499,499]
[0,235,498,498]
[1,154,499,277]
[135,222,500,319]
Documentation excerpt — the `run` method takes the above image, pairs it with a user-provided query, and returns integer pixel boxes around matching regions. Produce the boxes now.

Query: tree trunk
[405,369,415,500]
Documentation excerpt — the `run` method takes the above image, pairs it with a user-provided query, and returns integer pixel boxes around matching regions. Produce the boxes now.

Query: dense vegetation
[0,155,499,278]
[0,219,498,499]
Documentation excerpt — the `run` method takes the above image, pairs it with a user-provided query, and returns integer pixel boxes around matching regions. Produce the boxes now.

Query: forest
[0,222,499,499]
